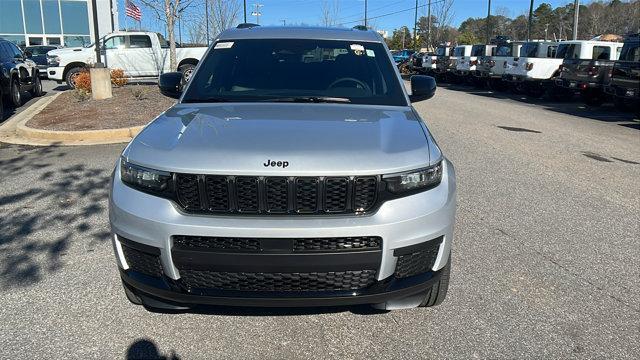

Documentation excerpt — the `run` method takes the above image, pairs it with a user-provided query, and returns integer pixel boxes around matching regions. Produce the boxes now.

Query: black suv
[0,38,43,119]
[605,33,639,115]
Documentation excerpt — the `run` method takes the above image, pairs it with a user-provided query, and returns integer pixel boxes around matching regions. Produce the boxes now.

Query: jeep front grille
[174,174,379,215]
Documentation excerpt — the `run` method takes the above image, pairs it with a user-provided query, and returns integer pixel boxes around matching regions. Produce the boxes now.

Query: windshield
[453,47,465,57]
[436,47,447,56]
[520,43,539,57]
[619,42,640,61]
[495,44,512,56]
[471,45,485,56]
[183,39,407,106]
[556,43,580,59]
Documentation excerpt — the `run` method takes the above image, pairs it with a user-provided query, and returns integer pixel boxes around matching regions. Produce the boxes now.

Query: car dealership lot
[0,85,638,359]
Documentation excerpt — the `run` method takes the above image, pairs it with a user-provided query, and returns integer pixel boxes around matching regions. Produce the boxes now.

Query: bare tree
[139,0,195,71]
[320,0,339,27]
[433,0,455,46]
[209,0,241,36]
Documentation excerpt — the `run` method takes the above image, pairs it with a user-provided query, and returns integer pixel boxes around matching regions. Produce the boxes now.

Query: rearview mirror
[409,75,436,102]
[158,72,183,99]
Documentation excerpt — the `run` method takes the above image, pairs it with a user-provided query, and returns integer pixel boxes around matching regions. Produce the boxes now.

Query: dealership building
[0,0,118,47]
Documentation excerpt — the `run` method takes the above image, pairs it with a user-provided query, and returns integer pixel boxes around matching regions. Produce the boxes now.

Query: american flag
[125,0,142,21]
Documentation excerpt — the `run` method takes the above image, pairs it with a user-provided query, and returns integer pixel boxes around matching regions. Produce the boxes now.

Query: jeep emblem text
[263,159,289,168]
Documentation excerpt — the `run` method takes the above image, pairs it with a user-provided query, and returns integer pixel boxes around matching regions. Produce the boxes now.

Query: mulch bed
[27,85,176,131]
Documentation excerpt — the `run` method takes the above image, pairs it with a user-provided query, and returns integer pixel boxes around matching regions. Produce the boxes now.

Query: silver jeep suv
[109,25,456,311]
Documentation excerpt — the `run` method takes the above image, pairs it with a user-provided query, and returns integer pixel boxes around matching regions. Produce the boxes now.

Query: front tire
[30,73,43,97]
[419,256,451,307]
[9,77,21,107]
[65,67,84,89]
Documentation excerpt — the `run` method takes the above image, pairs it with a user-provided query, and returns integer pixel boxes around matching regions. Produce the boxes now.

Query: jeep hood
[123,103,434,176]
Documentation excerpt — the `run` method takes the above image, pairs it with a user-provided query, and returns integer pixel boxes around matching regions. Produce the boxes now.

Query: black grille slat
[354,177,377,212]
[176,174,201,210]
[293,236,382,252]
[204,176,229,211]
[265,177,289,213]
[122,246,163,277]
[173,236,261,251]
[235,176,259,213]
[295,178,318,213]
[324,177,348,212]
[180,270,377,292]
[174,174,378,215]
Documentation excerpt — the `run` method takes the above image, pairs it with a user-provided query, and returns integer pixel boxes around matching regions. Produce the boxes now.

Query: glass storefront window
[23,0,44,34]
[47,37,62,45]
[0,35,27,48]
[0,0,25,34]
[64,35,91,47]
[43,0,63,34]
[28,37,44,46]
[61,1,90,35]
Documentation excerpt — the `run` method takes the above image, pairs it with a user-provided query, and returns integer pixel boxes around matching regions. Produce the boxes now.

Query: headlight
[120,158,172,195]
[384,161,442,194]
[47,55,60,66]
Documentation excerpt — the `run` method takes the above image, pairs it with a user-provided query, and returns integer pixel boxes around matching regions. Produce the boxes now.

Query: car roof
[217,26,383,43]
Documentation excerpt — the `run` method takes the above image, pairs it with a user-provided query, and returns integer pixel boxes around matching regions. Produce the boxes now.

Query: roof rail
[237,23,260,29]
[352,25,368,31]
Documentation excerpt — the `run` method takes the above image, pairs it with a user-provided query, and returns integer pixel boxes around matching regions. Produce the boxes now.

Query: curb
[0,92,146,146]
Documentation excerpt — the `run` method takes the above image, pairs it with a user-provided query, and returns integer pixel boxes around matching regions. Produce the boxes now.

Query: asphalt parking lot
[0,84,638,359]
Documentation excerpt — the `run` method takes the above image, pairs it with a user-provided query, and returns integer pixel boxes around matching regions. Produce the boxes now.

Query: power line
[339,0,446,26]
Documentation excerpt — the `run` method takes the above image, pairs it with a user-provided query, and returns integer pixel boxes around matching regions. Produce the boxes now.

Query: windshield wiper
[183,97,233,103]
[259,96,351,104]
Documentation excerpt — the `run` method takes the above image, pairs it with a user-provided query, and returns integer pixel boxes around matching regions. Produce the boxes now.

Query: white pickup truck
[457,44,495,77]
[46,31,207,88]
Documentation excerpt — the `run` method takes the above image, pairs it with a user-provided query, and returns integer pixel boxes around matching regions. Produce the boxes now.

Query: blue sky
[118,0,575,40]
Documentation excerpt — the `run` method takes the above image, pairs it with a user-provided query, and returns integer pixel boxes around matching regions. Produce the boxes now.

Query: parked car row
[0,38,44,120]
[411,34,639,113]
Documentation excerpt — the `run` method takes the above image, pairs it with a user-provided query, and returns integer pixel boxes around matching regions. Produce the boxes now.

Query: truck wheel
[179,63,196,83]
[65,67,83,89]
[10,77,22,107]
[30,73,43,97]
[419,255,451,307]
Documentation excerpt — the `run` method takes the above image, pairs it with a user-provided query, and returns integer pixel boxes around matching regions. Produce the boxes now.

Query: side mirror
[24,50,32,58]
[409,75,436,102]
[13,53,24,61]
[158,72,183,99]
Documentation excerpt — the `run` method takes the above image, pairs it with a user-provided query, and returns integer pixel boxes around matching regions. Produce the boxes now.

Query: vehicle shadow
[437,82,639,126]
[0,144,112,290]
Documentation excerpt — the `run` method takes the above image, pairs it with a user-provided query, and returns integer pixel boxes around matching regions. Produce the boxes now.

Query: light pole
[252,3,263,25]
[244,0,247,23]
[572,0,579,40]
[205,0,210,44]
[413,0,418,48]
[527,0,534,41]
[91,0,101,66]
[364,0,367,28]
[486,0,492,44]
[427,0,431,50]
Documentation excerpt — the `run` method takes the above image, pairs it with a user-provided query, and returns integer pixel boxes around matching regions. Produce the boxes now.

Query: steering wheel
[328,77,371,93]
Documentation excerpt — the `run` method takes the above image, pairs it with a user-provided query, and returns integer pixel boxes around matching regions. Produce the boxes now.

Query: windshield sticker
[366,49,375,57]
[214,41,234,49]
[350,44,365,55]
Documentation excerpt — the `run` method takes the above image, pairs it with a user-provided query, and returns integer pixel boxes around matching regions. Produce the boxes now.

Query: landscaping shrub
[74,71,92,92]
[72,89,91,102]
[130,85,147,101]
[111,69,128,87]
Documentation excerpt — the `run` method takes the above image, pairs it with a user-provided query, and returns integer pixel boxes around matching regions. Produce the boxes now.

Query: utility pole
[527,0,534,41]
[252,3,263,25]
[572,0,579,40]
[427,0,431,50]
[364,0,368,28]
[244,0,247,23]
[485,0,492,43]
[205,0,209,44]
[413,0,418,49]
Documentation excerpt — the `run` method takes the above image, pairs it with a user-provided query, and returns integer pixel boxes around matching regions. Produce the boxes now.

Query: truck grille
[179,270,377,292]
[121,245,163,277]
[172,236,382,252]
[175,174,378,215]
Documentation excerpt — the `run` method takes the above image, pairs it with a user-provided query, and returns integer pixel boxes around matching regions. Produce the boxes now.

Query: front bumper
[109,159,456,306]
[46,66,64,81]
